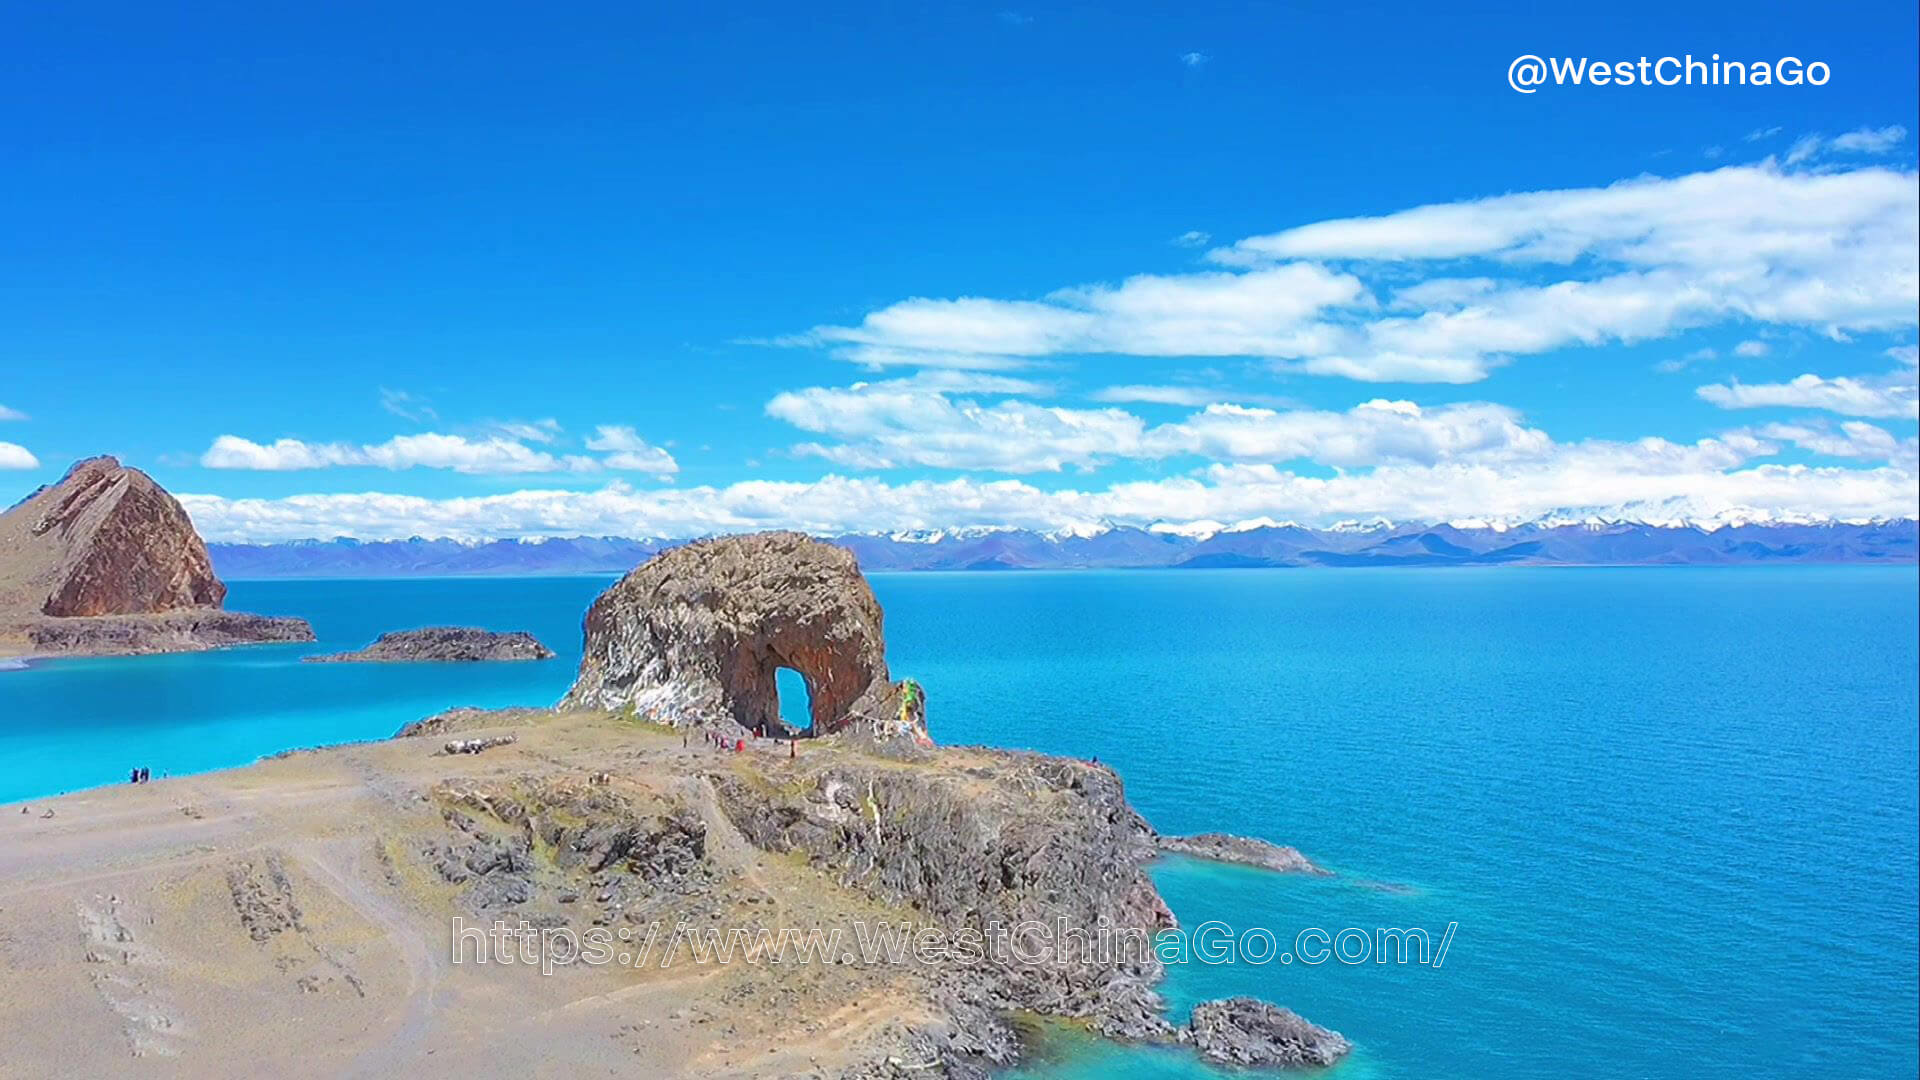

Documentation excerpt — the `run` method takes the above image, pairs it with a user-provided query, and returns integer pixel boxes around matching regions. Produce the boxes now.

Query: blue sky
[2,1,1915,539]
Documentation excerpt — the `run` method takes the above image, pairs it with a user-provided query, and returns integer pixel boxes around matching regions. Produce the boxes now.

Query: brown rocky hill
[0,456,313,656]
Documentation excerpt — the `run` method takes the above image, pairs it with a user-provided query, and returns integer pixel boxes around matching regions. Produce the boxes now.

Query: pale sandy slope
[0,713,935,1080]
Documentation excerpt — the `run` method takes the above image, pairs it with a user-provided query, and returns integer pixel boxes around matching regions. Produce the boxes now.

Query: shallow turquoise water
[3,568,1915,1078]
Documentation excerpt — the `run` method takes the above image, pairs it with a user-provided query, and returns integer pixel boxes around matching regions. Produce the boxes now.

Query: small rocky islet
[305,627,555,664]
[1,462,1350,1076]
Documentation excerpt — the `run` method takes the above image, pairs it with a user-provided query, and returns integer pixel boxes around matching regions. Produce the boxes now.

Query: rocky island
[0,456,314,659]
[0,533,1345,1076]
[306,627,555,664]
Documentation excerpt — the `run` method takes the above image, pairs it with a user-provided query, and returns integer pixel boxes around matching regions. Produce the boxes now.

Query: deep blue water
[3,568,1915,1078]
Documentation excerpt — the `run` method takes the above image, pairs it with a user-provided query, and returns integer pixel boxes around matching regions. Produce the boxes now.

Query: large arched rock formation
[560,532,927,739]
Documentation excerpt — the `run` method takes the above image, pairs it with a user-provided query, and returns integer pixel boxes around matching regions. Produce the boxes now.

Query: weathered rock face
[710,750,1178,1051]
[18,609,315,655]
[0,456,225,616]
[561,532,925,738]
[0,456,315,655]
[1184,997,1352,1067]
[1157,832,1328,875]
[306,627,555,664]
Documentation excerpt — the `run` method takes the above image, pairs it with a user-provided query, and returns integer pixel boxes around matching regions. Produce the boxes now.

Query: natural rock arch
[560,532,927,740]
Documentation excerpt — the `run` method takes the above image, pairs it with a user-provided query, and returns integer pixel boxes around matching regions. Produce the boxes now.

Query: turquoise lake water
[3,568,1916,1078]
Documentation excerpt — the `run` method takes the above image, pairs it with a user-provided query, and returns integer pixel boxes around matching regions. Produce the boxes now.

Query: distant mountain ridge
[207,518,1919,578]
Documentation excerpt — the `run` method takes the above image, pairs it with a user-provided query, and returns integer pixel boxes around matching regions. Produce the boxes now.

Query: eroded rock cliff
[0,456,313,655]
[560,532,926,739]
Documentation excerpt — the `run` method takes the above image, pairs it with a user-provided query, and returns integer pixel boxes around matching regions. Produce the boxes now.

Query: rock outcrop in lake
[0,456,313,657]
[560,531,927,740]
[306,627,554,664]
[1157,832,1328,874]
[1185,997,1353,1067]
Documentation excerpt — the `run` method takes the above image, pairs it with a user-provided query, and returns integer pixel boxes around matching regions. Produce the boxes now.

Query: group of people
[700,729,747,753]
[683,725,800,759]
[127,766,152,783]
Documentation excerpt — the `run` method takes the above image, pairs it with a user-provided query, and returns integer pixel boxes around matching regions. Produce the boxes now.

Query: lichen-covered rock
[1185,997,1351,1067]
[306,627,554,663]
[560,532,927,739]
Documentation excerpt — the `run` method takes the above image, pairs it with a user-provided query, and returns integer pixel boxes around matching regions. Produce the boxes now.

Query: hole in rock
[774,666,815,737]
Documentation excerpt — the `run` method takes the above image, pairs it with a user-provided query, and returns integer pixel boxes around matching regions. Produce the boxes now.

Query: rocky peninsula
[0,532,1345,1077]
[1157,832,1330,875]
[0,456,313,658]
[306,627,555,664]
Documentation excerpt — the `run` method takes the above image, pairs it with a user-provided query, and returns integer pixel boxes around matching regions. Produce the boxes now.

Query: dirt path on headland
[0,712,926,1079]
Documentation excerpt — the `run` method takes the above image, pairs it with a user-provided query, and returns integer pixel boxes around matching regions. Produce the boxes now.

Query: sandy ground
[0,713,943,1079]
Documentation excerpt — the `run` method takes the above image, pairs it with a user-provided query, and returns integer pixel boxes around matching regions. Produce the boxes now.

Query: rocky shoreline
[0,524,1352,1076]
[397,706,1350,1077]
[0,609,315,659]
[1157,832,1329,875]
[305,627,555,664]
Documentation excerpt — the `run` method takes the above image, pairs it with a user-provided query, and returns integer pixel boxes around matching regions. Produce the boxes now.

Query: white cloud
[1732,340,1770,358]
[1388,277,1496,310]
[492,418,562,444]
[1173,230,1211,248]
[1180,52,1209,67]
[865,370,1053,396]
[0,442,38,469]
[782,164,1917,384]
[769,383,1557,472]
[1744,126,1783,142]
[1784,134,1823,165]
[1829,125,1908,154]
[201,433,598,475]
[378,387,436,423]
[1750,421,1917,467]
[175,443,1918,543]
[0,404,26,421]
[1784,125,1909,166]
[1149,400,1554,468]
[583,426,679,477]
[1655,346,1716,374]
[1092,385,1235,407]
[796,263,1372,372]
[768,386,1146,473]
[1696,361,1918,420]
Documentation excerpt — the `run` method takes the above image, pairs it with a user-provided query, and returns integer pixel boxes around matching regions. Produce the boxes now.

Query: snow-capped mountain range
[206,512,1918,578]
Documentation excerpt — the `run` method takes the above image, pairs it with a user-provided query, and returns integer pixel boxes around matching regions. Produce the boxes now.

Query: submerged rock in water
[560,531,928,741]
[1156,832,1328,875]
[306,627,554,664]
[1185,996,1352,1067]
